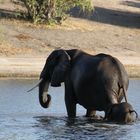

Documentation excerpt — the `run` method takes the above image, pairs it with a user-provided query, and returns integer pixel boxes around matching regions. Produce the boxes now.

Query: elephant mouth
[51,83,61,87]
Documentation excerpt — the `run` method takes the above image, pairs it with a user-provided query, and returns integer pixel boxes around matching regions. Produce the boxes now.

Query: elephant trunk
[38,49,71,108]
[130,110,138,120]
[124,110,138,123]
[39,79,51,108]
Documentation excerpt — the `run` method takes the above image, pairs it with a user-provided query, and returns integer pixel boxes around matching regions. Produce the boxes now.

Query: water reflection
[0,79,140,140]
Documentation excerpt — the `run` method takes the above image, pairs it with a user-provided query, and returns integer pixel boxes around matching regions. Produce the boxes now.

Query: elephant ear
[51,50,71,87]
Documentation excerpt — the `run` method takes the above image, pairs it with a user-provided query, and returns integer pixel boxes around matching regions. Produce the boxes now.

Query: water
[0,79,140,140]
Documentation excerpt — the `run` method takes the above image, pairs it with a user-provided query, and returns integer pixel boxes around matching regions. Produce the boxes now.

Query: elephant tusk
[27,78,43,92]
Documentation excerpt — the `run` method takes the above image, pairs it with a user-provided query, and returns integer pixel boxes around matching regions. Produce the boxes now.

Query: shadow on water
[33,115,138,140]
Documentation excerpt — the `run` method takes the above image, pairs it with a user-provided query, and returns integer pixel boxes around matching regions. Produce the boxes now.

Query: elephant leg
[65,81,77,118]
[65,92,76,118]
[86,110,103,120]
[86,110,96,117]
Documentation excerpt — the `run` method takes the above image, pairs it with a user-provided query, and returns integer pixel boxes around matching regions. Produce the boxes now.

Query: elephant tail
[122,86,128,103]
[118,83,128,103]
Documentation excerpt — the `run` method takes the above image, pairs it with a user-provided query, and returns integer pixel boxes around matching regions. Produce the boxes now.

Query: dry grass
[0,72,39,78]
[0,17,100,32]
[0,41,34,56]
[125,65,140,78]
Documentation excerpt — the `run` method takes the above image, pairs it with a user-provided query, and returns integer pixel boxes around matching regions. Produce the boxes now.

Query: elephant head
[105,102,138,123]
[38,49,71,108]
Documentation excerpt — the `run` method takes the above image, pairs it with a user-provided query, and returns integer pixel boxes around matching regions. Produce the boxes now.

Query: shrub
[17,0,93,24]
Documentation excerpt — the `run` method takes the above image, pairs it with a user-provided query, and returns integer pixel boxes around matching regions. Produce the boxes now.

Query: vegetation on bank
[0,0,139,78]
[14,0,93,24]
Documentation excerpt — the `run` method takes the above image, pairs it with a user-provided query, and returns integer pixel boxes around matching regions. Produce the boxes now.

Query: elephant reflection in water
[29,49,138,123]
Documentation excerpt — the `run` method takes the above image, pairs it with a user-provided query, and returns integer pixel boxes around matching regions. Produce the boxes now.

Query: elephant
[28,49,137,123]
[104,102,138,123]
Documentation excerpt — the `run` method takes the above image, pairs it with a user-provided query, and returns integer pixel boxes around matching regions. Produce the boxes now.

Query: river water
[0,79,140,140]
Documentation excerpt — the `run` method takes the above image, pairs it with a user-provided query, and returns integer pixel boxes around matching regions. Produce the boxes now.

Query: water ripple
[0,79,140,140]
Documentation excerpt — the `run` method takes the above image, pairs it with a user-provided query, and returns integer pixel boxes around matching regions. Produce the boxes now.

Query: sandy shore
[0,57,45,78]
[0,55,140,78]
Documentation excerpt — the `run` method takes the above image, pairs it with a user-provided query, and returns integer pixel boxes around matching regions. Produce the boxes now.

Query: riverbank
[0,0,140,78]
[0,56,140,78]
[0,57,44,78]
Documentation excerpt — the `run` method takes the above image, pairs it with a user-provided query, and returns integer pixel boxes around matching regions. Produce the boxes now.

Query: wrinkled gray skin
[104,102,138,123]
[39,49,130,122]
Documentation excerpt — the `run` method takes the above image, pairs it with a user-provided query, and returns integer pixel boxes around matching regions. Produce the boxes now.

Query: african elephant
[104,102,138,123]
[29,49,131,121]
